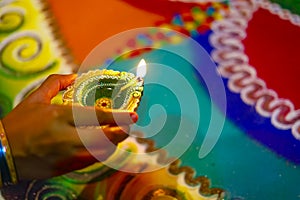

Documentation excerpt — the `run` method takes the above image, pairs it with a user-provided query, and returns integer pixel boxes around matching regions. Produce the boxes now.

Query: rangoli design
[0,0,300,199]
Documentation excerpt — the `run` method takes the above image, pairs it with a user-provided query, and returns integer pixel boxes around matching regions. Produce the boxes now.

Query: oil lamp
[62,59,146,112]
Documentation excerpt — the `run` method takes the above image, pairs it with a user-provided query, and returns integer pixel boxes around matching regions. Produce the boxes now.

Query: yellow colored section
[0,0,70,114]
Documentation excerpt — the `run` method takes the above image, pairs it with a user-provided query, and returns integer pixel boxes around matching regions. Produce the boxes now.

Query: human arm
[1,74,138,181]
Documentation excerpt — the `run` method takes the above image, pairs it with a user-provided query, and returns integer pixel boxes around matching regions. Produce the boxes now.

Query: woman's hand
[1,74,138,181]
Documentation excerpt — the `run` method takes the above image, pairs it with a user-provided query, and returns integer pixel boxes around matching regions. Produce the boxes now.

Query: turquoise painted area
[182,119,300,199]
[106,42,300,199]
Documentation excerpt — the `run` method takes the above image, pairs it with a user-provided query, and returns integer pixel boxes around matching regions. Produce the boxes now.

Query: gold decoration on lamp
[63,59,146,112]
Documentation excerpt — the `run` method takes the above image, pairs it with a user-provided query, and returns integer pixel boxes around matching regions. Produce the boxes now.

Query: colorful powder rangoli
[1,0,300,199]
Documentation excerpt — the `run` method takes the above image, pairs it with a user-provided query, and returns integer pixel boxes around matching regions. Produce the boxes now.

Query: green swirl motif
[0,31,57,78]
[25,180,78,200]
[0,7,25,33]
[0,0,71,113]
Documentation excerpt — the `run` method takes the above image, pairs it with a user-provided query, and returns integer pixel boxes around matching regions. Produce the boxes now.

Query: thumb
[28,74,77,103]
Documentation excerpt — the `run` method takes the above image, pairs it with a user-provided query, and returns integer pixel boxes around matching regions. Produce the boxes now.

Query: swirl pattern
[0,0,73,114]
[210,0,300,139]
[0,6,24,32]
[25,180,78,200]
[0,31,56,77]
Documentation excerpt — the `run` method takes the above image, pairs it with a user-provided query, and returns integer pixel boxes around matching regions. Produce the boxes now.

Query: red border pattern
[210,0,300,139]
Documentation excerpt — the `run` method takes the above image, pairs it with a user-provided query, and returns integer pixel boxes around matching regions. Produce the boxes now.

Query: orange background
[47,0,164,63]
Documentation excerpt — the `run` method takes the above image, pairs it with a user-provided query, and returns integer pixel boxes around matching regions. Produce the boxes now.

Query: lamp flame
[136,59,147,78]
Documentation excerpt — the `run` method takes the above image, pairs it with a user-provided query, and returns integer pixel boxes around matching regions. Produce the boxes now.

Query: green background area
[270,0,300,15]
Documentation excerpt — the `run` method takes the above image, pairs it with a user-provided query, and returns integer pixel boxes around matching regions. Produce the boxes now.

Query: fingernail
[130,113,138,123]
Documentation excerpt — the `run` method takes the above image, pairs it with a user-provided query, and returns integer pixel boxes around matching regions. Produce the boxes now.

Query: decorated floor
[0,0,300,199]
